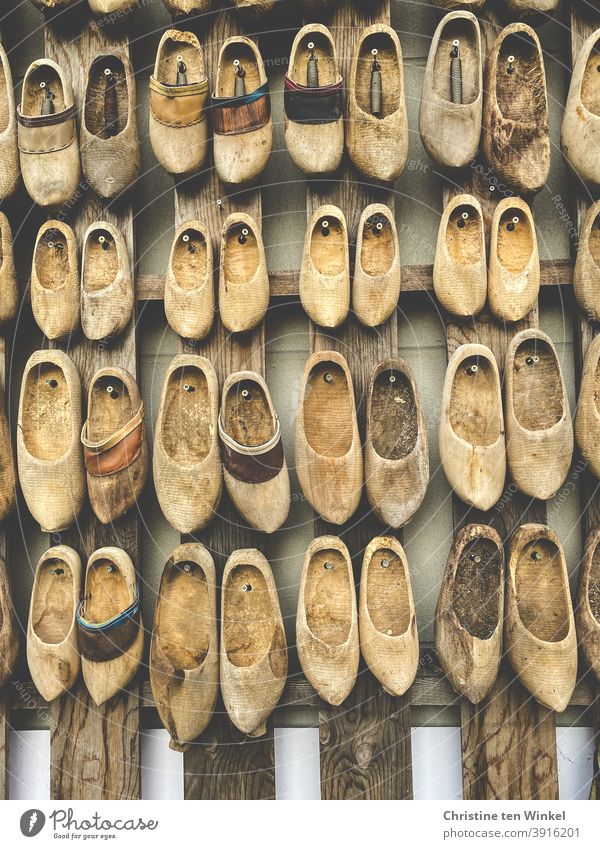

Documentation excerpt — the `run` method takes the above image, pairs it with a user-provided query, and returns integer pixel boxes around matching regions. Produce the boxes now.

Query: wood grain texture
[0,691,6,800]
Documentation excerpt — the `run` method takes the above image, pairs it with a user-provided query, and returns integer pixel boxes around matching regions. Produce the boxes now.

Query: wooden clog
[0,44,19,203]
[576,334,600,479]
[346,25,408,183]
[221,549,287,736]
[359,536,418,696]
[505,329,573,500]
[488,196,539,323]
[284,25,344,176]
[78,547,143,707]
[165,220,214,341]
[81,52,140,200]
[150,543,219,750]
[212,37,272,186]
[30,0,78,12]
[89,1,136,13]
[433,193,486,318]
[576,528,600,682]
[0,384,15,523]
[573,200,600,321]
[219,370,290,533]
[431,0,484,9]
[153,354,221,534]
[18,58,80,209]
[81,221,133,342]
[482,23,549,196]
[27,545,81,702]
[563,29,600,191]
[503,0,559,22]
[352,203,400,328]
[505,524,577,712]
[434,524,504,704]
[419,12,482,170]
[439,343,506,510]
[230,0,274,16]
[300,205,349,328]
[81,367,148,525]
[0,212,18,325]
[149,30,209,179]
[17,349,85,533]
[218,212,268,334]
[365,358,429,528]
[296,350,363,524]
[31,220,79,341]
[162,0,212,14]
[297,536,359,705]
[0,556,18,689]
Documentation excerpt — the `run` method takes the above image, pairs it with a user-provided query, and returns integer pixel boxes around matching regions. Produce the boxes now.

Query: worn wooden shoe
[505,329,573,500]
[352,203,400,328]
[78,547,143,707]
[221,549,287,736]
[503,0,559,22]
[0,212,18,325]
[212,37,272,186]
[435,524,504,704]
[505,524,577,712]
[488,196,539,323]
[483,23,549,196]
[562,29,600,190]
[154,354,221,534]
[576,528,600,682]
[18,58,80,209]
[0,384,15,523]
[165,220,214,341]
[359,536,418,696]
[296,350,363,524]
[300,205,349,328]
[149,30,209,179]
[150,543,219,750]
[576,335,600,480]
[162,0,212,14]
[27,545,81,702]
[0,557,18,689]
[81,221,133,342]
[17,349,85,533]
[218,212,268,334]
[365,359,428,529]
[284,24,344,176]
[419,12,482,170]
[0,43,19,203]
[440,343,506,510]
[346,24,408,183]
[297,536,359,705]
[89,0,137,14]
[81,367,148,525]
[573,200,600,321]
[31,220,79,341]
[433,193,486,318]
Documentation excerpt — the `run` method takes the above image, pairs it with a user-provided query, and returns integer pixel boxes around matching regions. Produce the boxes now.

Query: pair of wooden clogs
[434,193,539,322]
[154,356,290,534]
[27,545,142,707]
[30,219,134,342]
[436,523,578,712]
[165,213,268,340]
[440,333,573,510]
[298,535,418,704]
[151,544,287,749]
[300,203,400,329]
[296,351,429,528]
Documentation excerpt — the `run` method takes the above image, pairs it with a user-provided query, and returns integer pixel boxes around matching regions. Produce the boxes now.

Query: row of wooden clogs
[30,0,274,20]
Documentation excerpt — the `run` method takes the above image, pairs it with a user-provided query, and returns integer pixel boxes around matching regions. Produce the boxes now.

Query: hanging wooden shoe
[31,220,79,341]
[27,545,81,702]
[488,196,539,323]
[81,52,140,200]
[505,524,577,712]
[150,543,219,751]
[219,212,268,334]
[81,221,133,342]
[78,547,143,707]
[575,334,600,479]
[17,349,85,533]
[89,0,138,14]
[503,0,559,22]
[300,205,349,328]
[81,367,148,525]
[18,58,80,209]
[0,556,18,689]
[365,358,429,528]
[346,24,408,183]
[165,220,214,341]
[359,536,419,697]
[154,354,222,534]
[0,383,15,523]
[212,36,272,186]
[284,24,344,176]
[161,0,212,15]
[562,29,600,191]
[0,43,19,203]
[230,0,274,17]
[353,203,400,328]
[439,343,506,510]
[419,12,482,170]
[505,328,573,500]
[220,549,287,736]
[30,0,79,12]
[149,29,209,179]
[574,200,600,321]
[434,524,504,704]
[483,23,549,196]
[295,350,363,524]
[576,528,600,682]
[0,212,18,326]
[433,193,486,318]
[297,536,359,705]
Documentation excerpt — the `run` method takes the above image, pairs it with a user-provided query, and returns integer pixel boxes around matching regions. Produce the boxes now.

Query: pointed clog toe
[0,384,15,522]
[81,221,133,341]
[353,204,400,328]
[573,200,600,321]
[218,213,268,334]
[165,220,214,341]
[576,334,600,479]
[31,220,80,340]
[488,197,539,323]
[0,213,18,326]
[0,44,19,203]
[576,529,600,682]
[0,557,19,689]
[433,194,486,318]
[300,205,350,328]
[161,0,212,15]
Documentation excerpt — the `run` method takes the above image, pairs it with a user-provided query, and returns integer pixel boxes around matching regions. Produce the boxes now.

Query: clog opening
[23,362,72,461]
[366,546,411,637]
[224,378,273,447]
[305,547,351,646]
[371,367,417,460]
[449,354,501,446]
[515,538,569,641]
[453,538,501,640]
[163,365,211,462]
[158,560,210,669]
[512,337,562,430]
[32,557,74,644]
[304,360,352,457]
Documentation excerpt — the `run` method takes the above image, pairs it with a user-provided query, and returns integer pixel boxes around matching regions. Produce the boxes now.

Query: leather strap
[81,404,144,477]
[212,81,271,135]
[218,413,284,484]
[17,104,77,154]
[149,76,208,127]
[77,587,140,663]
[284,76,343,125]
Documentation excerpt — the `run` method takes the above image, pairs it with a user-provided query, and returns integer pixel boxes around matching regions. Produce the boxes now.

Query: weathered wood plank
[0,691,7,800]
